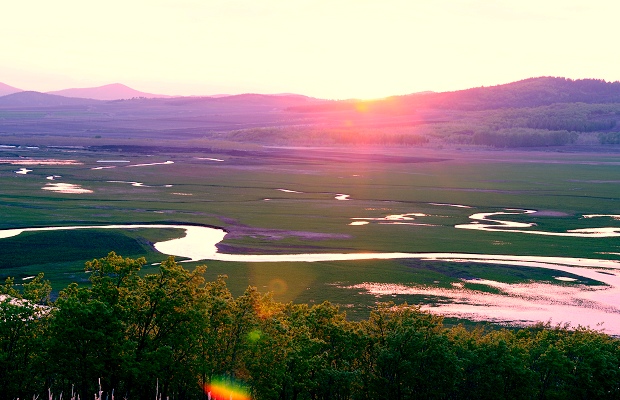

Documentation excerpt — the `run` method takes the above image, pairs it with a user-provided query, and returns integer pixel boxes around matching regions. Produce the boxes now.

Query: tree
[45,252,210,399]
[360,303,461,400]
[448,326,535,399]
[0,274,51,400]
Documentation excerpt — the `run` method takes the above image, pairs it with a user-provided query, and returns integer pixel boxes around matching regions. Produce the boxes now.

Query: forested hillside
[2,253,619,400]
[2,77,620,148]
[289,77,620,112]
[402,77,620,111]
[275,77,620,148]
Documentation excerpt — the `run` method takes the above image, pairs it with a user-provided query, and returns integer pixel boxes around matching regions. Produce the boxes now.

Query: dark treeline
[506,102,619,133]
[424,102,620,148]
[227,126,430,146]
[599,132,620,144]
[524,117,616,132]
[235,99,620,148]
[2,253,619,400]
[472,128,577,148]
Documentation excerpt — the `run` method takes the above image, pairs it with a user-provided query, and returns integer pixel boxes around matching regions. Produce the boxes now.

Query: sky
[1,0,619,99]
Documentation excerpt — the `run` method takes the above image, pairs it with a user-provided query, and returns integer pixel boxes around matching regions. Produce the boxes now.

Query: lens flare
[268,278,288,295]
[203,377,251,400]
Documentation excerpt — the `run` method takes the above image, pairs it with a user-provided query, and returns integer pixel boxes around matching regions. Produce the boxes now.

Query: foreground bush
[1,253,619,399]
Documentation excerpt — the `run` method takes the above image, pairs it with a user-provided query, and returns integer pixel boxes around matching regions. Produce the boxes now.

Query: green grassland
[1,144,619,316]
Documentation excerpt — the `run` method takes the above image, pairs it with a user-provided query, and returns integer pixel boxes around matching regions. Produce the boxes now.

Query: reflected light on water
[42,183,93,194]
[457,209,620,237]
[2,213,620,333]
[346,275,620,332]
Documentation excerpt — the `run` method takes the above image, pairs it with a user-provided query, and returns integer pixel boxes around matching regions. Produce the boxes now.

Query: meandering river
[456,209,620,237]
[2,213,620,334]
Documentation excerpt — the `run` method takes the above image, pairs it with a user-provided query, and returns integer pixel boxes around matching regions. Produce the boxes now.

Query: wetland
[2,141,620,332]
[3,79,620,334]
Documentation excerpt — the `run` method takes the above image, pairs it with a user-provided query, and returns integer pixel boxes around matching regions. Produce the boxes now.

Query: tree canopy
[1,253,619,399]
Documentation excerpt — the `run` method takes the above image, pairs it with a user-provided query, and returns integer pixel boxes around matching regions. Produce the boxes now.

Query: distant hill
[0,91,101,107]
[1,77,620,148]
[47,83,171,100]
[165,93,320,108]
[0,82,23,97]
[289,77,620,114]
[215,93,319,105]
[407,77,620,110]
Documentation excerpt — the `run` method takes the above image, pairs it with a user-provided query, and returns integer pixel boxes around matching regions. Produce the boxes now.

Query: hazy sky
[1,0,619,99]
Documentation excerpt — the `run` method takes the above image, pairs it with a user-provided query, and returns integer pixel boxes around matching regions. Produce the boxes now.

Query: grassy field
[1,143,619,318]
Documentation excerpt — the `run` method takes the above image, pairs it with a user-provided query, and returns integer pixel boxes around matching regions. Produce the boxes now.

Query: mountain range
[0,91,101,107]
[1,77,620,148]
[0,82,22,97]
[0,82,170,101]
[47,83,171,100]
[3,76,620,110]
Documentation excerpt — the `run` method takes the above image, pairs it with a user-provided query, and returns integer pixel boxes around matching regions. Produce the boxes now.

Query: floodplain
[1,140,620,332]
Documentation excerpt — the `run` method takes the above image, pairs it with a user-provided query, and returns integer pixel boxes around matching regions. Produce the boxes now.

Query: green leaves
[0,275,50,400]
[2,254,620,399]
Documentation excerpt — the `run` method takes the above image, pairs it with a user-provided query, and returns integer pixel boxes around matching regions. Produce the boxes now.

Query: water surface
[2,221,620,333]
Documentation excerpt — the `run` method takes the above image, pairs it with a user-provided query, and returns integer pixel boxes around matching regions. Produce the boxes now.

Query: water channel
[2,211,620,334]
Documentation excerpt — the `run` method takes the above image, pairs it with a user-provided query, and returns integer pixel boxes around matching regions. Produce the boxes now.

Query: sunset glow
[2,1,620,99]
